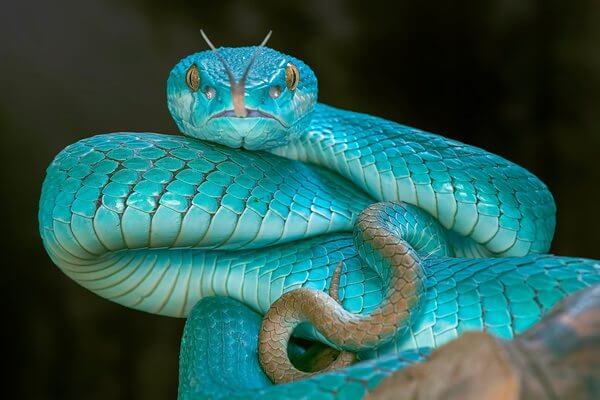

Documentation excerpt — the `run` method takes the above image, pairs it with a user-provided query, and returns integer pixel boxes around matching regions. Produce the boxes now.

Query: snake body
[39,45,600,399]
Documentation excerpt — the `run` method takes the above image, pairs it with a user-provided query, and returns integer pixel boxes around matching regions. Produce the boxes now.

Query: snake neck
[269,103,557,258]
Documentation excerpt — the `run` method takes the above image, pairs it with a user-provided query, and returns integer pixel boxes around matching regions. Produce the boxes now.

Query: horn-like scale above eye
[185,65,200,92]
[285,63,300,91]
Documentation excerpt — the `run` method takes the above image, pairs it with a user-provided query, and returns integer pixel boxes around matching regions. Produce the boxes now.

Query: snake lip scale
[209,107,286,126]
[38,40,600,399]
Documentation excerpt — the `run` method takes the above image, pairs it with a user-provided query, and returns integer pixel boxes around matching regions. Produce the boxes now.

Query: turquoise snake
[38,36,600,399]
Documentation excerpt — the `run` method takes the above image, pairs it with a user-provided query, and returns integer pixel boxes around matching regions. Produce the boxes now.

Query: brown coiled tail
[258,203,426,383]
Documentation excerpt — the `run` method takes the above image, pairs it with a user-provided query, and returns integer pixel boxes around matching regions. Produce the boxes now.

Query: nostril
[269,85,282,99]
[204,86,216,100]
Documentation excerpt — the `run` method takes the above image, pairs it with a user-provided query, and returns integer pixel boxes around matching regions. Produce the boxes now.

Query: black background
[3,0,599,398]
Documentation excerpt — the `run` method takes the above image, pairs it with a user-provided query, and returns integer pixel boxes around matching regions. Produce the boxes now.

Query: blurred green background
[2,0,599,398]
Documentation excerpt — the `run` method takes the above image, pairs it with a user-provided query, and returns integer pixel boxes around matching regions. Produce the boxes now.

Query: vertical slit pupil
[186,65,200,91]
[286,64,300,90]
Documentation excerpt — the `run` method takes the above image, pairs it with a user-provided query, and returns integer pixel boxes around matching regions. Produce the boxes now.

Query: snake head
[167,45,318,150]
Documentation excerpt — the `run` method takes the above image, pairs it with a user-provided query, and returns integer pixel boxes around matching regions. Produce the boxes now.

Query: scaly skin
[259,203,427,382]
[179,257,599,400]
[38,45,599,399]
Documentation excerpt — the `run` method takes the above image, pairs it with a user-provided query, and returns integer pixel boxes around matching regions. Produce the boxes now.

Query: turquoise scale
[39,131,600,398]
[38,45,600,399]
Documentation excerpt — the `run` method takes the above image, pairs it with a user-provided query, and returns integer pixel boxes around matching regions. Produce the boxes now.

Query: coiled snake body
[39,44,600,399]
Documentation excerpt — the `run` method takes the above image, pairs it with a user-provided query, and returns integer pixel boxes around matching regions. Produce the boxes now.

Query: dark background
[3,0,599,398]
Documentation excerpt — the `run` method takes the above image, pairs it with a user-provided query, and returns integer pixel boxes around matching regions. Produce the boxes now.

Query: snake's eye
[285,63,300,91]
[185,64,200,92]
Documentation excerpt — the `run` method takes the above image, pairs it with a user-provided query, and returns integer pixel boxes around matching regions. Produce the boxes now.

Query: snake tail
[259,203,431,382]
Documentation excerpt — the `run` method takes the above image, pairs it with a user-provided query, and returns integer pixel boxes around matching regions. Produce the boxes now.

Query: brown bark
[367,285,600,400]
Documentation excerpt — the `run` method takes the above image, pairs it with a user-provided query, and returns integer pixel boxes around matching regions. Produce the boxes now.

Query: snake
[38,35,600,399]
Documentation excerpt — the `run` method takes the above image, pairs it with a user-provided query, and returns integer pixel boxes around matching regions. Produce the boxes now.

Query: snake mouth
[209,108,287,127]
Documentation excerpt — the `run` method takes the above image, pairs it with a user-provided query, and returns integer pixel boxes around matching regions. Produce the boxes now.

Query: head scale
[167,32,318,150]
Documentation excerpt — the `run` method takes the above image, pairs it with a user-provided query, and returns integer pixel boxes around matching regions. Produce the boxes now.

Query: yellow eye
[285,63,300,91]
[185,64,200,92]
